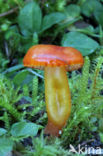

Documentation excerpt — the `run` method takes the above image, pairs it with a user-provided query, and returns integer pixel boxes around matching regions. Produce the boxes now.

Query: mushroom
[23,44,84,136]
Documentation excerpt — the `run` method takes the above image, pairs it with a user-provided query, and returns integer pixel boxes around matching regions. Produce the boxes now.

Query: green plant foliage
[0,128,7,136]
[0,53,9,72]
[0,0,15,13]
[23,133,71,156]
[18,1,66,36]
[55,0,66,12]
[0,137,13,156]
[5,26,37,54]
[23,84,29,97]
[81,0,103,17]
[10,121,41,138]
[0,74,22,120]
[32,76,38,103]
[94,7,103,27]
[61,32,100,56]
[13,69,29,86]
[64,4,81,19]
[1,0,82,55]
[72,25,97,37]
[41,12,66,32]
[81,0,103,27]
[18,1,42,36]
[3,112,10,130]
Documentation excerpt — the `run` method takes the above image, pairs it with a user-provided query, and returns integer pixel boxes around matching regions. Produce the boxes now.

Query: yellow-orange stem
[44,66,71,136]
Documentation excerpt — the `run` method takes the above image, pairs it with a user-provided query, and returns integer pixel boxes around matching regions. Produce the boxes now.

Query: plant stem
[44,66,71,136]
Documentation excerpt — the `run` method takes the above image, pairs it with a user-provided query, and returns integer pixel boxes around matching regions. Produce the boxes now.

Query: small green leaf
[64,4,80,18]
[41,12,66,32]
[61,32,99,56]
[0,137,13,156]
[0,128,7,136]
[11,121,41,137]
[13,70,29,86]
[18,2,42,36]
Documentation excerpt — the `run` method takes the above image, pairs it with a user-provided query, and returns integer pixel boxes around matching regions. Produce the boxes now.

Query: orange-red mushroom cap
[23,44,84,71]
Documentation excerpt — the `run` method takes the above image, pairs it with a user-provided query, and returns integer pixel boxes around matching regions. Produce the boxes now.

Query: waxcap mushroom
[23,44,84,136]
[23,44,84,71]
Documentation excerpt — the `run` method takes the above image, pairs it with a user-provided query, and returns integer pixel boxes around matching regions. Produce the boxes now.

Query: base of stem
[44,121,62,137]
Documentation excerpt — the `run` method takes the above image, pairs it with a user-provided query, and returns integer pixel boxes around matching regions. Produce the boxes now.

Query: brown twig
[0,7,18,18]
